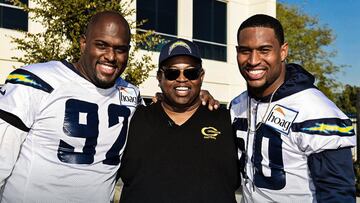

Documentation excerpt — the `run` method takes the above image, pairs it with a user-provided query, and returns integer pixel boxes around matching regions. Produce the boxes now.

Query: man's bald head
[85,11,131,43]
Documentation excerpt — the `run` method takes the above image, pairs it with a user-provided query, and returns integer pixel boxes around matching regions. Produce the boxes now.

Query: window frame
[136,0,178,51]
[0,0,29,31]
[192,0,227,61]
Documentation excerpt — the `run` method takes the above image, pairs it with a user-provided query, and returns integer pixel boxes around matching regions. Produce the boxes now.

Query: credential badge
[265,104,298,135]
[118,86,138,107]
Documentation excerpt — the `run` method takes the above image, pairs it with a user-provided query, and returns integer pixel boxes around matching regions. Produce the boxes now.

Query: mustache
[240,64,266,70]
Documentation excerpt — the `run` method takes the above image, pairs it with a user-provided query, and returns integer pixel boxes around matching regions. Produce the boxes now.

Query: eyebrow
[94,40,130,49]
[237,44,273,49]
[94,40,128,46]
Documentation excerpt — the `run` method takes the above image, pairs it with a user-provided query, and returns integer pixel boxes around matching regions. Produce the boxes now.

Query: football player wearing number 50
[0,11,139,202]
[231,14,356,202]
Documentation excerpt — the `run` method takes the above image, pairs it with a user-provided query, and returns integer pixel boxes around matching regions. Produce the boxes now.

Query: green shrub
[354,160,360,196]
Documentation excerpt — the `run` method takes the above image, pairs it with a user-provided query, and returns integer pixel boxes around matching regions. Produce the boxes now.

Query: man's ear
[200,69,205,82]
[79,35,86,54]
[280,42,288,62]
[156,70,162,81]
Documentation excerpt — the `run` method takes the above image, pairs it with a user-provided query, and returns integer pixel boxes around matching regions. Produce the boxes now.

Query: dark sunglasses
[160,67,203,81]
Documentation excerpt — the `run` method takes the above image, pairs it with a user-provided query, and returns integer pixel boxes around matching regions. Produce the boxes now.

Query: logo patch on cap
[168,41,192,55]
[265,104,298,135]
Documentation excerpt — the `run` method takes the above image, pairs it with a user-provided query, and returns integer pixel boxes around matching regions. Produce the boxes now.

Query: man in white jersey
[0,11,141,202]
[230,14,356,202]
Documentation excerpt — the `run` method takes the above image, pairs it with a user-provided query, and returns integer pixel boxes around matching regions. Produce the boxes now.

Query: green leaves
[277,3,341,101]
[335,85,359,114]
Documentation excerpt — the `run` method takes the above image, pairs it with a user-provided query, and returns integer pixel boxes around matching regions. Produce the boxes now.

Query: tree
[335,85,359,115]
[10,0,160,86]
[353,161,360,196]
[277,3,343,101]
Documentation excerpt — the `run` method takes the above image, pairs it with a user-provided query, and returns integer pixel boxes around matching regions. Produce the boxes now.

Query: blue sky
[279,0,360,86]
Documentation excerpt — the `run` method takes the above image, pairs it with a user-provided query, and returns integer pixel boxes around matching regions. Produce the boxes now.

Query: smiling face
[237,27,288,97]
[76,12,130,88]
[157,55,204,111]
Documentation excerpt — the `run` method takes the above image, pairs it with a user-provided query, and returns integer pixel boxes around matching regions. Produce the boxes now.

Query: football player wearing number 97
[230,14,356,202]
[0,11,142,202]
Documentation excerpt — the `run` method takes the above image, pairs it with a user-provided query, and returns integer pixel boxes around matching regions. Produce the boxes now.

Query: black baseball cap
[158,38,202,68]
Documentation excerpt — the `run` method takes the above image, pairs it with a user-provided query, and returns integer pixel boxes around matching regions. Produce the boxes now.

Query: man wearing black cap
[119,38,239,203]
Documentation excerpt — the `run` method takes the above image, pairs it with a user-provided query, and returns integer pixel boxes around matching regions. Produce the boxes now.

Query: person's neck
[72,61,89,81]
[161,99,201,126]
[250,86,276,99]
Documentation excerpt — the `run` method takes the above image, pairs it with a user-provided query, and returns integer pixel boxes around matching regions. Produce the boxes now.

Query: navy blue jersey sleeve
[308,147,355,203]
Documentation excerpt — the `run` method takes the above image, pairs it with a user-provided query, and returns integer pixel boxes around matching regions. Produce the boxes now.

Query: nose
[248,50,261,66]
[176,70,188,82]
[104,48,115,61]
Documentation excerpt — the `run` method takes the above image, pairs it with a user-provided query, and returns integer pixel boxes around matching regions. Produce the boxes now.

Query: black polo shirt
[119,102,239,203]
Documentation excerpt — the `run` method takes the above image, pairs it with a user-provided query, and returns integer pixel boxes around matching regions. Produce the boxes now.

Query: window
[193,0,227,61]
[137,0,177,51]
[0,0,28,31]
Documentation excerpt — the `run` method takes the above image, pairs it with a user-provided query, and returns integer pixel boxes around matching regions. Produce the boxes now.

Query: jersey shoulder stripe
[0,109,30,132]
[5,68,54,93]
[292,118,354,136]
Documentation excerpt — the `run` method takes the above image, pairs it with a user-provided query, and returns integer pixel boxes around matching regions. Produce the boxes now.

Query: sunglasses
[160,67,203,81]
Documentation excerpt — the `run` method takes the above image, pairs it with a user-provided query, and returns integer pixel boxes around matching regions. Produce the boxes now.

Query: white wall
[0,28,23,82]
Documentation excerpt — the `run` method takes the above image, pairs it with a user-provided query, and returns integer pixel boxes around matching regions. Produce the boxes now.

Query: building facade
[0,0,276,104]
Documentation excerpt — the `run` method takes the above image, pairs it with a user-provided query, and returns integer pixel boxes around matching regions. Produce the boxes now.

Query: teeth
[98,63,115,69]
[175,87,189,91]
[249,69,264,74]
[102,65,114,70]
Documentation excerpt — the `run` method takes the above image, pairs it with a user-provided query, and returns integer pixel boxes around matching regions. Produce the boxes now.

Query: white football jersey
[231,88,355,203]
[0,61,141,203]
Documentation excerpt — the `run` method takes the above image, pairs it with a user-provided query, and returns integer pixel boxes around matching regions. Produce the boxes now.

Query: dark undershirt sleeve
[308,147,356,203]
